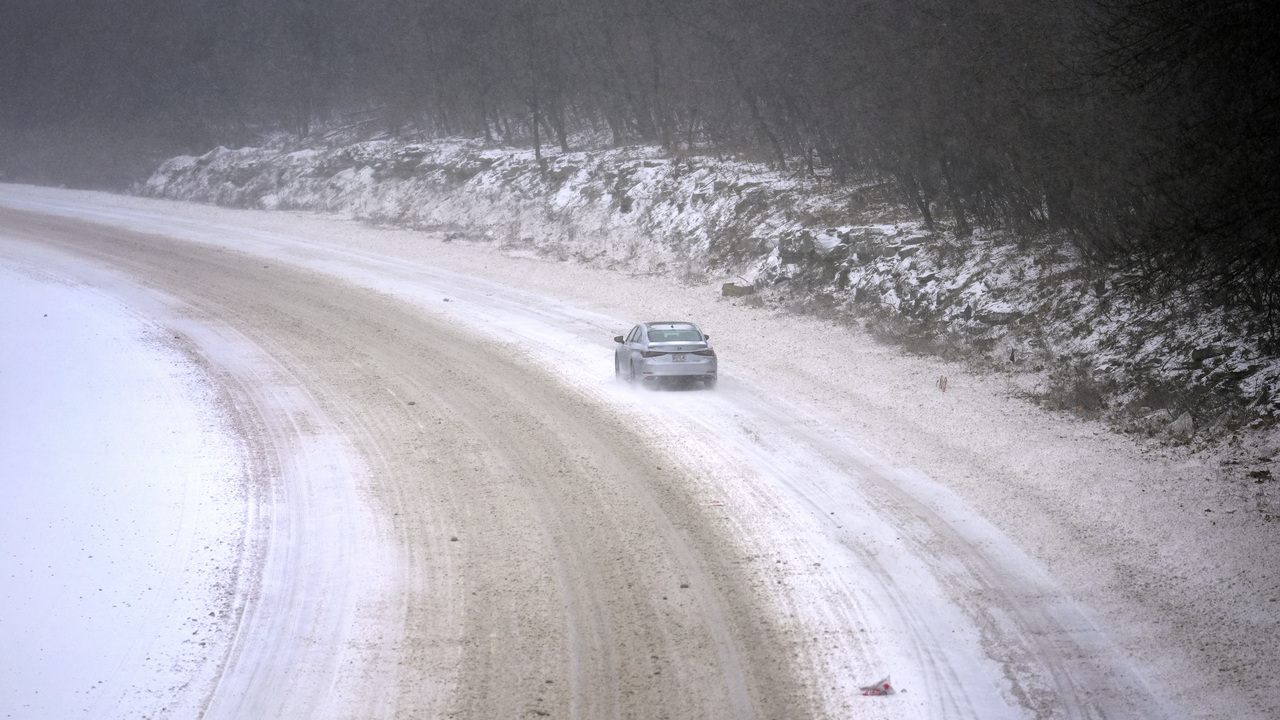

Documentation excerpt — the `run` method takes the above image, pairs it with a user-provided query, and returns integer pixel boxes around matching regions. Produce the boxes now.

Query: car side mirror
[703,334,710,340]
[614,335,625,344]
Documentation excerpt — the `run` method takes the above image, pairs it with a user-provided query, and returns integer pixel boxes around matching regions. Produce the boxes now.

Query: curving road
[0,191,1182,719]
[0,206,807,719]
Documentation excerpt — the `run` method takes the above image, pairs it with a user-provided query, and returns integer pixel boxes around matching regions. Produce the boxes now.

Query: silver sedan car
[614,321,717,388]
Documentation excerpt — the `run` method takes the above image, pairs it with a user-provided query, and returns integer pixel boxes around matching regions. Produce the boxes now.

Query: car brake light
[641,350,665,358]
[693,349,715,356]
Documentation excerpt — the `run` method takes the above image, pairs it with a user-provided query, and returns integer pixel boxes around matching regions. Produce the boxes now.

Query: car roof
[642,321,699,328]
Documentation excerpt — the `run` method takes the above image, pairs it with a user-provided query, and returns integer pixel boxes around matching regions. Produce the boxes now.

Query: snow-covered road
[2,184,1275,719]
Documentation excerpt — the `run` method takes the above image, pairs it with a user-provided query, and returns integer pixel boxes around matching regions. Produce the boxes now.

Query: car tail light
[641,350,665,358]
[693,349,716,357]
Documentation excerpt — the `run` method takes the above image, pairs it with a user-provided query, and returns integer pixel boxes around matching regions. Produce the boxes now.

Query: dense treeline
[2,0,1277,324]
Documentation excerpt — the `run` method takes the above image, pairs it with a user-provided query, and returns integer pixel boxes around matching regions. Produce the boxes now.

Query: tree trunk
[899,171,935,231]
[940,154,971,237]
[530,102,542,167]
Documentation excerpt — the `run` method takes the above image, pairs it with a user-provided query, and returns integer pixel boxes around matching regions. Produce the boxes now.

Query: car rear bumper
[638,357,717,377]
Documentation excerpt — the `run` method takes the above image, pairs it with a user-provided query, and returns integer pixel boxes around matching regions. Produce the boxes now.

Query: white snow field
[0,183,1276,719]
[0,257,245,718]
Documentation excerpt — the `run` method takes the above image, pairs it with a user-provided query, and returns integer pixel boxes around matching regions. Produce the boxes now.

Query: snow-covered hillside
[142,136,1279,442]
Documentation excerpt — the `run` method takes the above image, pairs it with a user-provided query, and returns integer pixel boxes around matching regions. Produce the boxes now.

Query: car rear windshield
[647,328,703,343]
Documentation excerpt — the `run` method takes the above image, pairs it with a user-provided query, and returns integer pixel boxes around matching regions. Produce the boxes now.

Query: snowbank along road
[2,184,1276,720]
